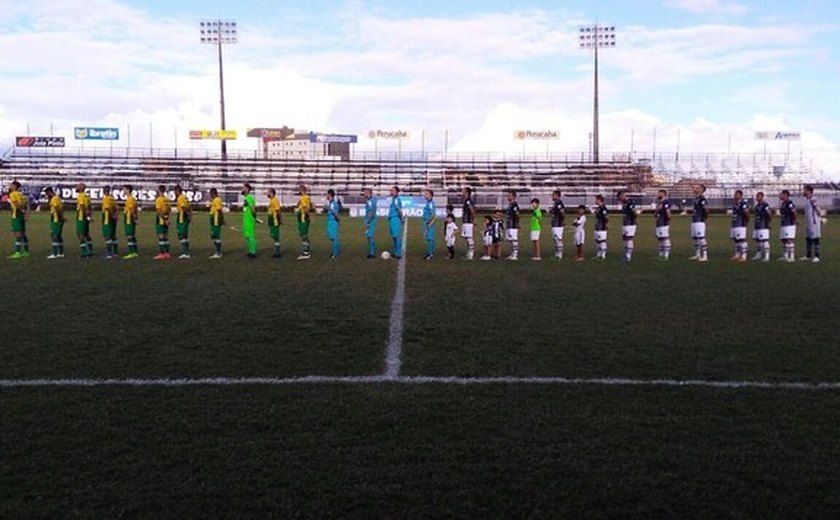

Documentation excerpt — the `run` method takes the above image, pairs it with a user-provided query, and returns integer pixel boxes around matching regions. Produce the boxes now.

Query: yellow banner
[189,130,238,140]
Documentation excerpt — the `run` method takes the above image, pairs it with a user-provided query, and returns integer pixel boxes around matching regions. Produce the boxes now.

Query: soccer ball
[381,251,391,260]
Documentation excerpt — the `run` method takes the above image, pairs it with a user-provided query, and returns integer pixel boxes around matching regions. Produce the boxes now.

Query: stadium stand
[0,149,652,208]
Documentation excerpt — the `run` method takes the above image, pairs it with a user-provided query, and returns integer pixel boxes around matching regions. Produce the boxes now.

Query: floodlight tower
[579,25,616,164]
[200,19,238,160]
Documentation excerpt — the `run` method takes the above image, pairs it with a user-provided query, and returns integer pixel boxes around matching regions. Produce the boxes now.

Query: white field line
[384,219,408,379]
[3,376,840,390]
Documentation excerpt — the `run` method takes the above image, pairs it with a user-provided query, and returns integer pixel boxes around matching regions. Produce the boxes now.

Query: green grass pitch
[2,212,840,517]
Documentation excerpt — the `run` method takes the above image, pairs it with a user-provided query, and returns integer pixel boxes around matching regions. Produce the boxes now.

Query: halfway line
[3,376,840,391]
[384,219,408,379]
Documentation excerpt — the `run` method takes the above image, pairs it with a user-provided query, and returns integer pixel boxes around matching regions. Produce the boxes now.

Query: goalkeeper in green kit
[242,183,260,258]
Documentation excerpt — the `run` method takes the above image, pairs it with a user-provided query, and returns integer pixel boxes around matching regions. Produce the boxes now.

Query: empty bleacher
[0,149,651,208]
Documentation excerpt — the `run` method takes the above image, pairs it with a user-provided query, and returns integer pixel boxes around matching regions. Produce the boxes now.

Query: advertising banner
[513,130,560,140]
[348,197,447,219]
[247,128,292,139]
[755,131,801,141]
[368,130,410,140]
[190,130,238,140]
[16,136,66,148]
[74,127,120,140]
[310,133,358,144]
[51,186,205,204]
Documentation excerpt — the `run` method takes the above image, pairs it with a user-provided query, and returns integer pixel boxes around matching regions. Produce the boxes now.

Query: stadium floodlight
[579,24,617,164]
[200,20,239,160]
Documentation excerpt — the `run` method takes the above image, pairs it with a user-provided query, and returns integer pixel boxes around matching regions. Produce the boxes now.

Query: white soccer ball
[381,251,391,260]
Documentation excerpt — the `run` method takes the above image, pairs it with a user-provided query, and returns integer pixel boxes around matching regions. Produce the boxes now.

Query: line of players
[3,181,827,262]
[467,184,825,263]
[4,180,337,261]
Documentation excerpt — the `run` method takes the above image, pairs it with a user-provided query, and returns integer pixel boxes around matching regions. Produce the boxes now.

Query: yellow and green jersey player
[174,185,192,259]
[75,183,94,258]
[209,188,224,259]
[44,186,65,259]
[7,181,30,259]
[296,184,312,260]
[267,188,283,258]
[122,185,140,259]
[101,186,119,259]
[153,185,171,260]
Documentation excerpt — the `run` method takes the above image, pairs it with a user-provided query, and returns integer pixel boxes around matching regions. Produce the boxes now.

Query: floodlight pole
[579,25,616,165]
[593,28,600,164]
[200,20,238,161]
[218,35,228,160]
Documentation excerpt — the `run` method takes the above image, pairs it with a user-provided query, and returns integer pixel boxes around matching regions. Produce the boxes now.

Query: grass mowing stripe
[384,219,408,379]
[4,375,840,390]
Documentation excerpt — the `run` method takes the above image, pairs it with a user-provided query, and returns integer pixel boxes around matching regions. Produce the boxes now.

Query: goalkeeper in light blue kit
[326,189,341,259]
[388,185,404,259]
[422,189,437,260]
[363,188,377,258]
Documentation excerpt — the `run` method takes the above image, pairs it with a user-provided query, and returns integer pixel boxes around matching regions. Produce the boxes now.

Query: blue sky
[0,0,838,175]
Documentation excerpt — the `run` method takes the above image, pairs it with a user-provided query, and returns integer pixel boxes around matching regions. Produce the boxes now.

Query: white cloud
[0,0,837,179]
[665,0,749,16]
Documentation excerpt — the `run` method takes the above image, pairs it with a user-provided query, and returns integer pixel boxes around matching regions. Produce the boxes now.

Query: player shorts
[530,230,541,241]
[210,225,222,240]
[506,228,519,241]
[594,230,607,242]
[424,224,435,241]
[124,224,136,237]
[483,235,493,247]
[730,227,747,241]
[298,220,311,238]
[574,230,585,246]
[177,221,190,238]
[327,221,339,241]
[552,227,564,241]
[461,223,474,239]
[388,218,402,239]
[11,217,25,233]
[622,225,637,238]
[365,223,377,239]
[655,226,670,239]
[76,220,90,235]
[155,223,169,236]
[101,223,116,239]
[269,224,280,241]
[753,229,770,241]
[50,221,64,238]
[691,222,707,239]
[780,226,796,240]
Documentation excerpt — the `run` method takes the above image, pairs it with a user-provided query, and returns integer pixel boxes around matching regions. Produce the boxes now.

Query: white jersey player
[752,192,772,262]
[593,195,609,260]
[730,189,749,263]
[550,190,566,260]
[778,190,797,263]
[505,190,520,261]
[461,187,476,260]
[690,184,709,262]
[802,184,823,263]
[654,189,672,260]
[618,190,638,262]
[573,205,587,262]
